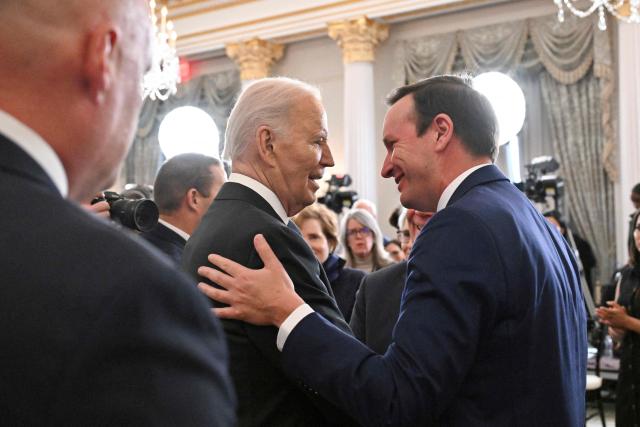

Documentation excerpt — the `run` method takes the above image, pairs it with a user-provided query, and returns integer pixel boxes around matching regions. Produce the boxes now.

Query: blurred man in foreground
[0,1,235,424]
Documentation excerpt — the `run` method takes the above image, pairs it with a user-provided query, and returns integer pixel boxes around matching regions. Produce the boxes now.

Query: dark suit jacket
[323,254,365,323]
[0,135,235,425]
[350,261,406,354]
[141,221,186,266]
[281,165,587,426]
[183,182,356,427]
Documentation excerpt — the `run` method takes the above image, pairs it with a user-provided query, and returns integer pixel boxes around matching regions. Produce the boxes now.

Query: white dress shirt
[0,109,68,197]
[158,218,190,242]
[228,173,289,224]
[275,162,492,351]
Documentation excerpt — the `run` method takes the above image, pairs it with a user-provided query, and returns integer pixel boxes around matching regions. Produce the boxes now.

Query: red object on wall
[179,59,192,83]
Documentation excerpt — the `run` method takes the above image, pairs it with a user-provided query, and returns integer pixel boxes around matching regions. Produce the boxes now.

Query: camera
[516,156,564,215]
[317,174,358,214]
[91,191,159,232]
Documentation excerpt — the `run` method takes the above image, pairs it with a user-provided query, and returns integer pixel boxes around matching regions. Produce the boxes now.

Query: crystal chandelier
[143,0,181,101]
[555,0,640,30]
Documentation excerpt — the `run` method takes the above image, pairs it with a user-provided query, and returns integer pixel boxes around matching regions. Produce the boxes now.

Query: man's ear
[431,113,454,152]
[256,125,277,166]
[185,188,200,211]
[83,26,118,105]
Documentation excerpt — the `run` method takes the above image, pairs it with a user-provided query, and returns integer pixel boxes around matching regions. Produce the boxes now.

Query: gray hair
[223,77,322,161]
[340,208,393,271]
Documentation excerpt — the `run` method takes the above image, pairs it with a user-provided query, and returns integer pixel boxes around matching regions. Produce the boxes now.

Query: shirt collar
[0,109,68,197]
[158,218,190,242]
[228,173,289,224]
[436,163,491,212]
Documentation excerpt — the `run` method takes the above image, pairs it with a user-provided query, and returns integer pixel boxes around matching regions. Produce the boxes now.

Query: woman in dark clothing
[293,204,365,322]
[597,210,640,426]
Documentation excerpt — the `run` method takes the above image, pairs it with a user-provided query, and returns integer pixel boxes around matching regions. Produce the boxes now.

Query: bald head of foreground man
[0,1,235,424]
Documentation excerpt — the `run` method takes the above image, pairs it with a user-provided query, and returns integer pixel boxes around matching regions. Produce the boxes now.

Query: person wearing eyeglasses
[339,208,392,273]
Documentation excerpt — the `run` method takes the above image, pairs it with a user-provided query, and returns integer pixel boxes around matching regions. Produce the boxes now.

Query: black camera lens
[109,198,159,233]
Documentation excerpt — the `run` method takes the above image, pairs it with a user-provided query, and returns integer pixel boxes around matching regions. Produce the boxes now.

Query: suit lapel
[0,134,59,195]
[447,164,509,208]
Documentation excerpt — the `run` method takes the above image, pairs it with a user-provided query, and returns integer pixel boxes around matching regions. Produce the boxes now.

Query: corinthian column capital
[328,16,388,64]
[225,38,284,81]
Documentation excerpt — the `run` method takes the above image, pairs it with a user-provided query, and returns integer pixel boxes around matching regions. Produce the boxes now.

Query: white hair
[223,77,322,161]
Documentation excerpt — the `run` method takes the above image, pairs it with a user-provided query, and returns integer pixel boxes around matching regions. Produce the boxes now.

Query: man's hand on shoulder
[198,234,305,327]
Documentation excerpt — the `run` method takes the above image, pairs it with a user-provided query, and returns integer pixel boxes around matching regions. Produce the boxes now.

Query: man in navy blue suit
[198,75,587,426]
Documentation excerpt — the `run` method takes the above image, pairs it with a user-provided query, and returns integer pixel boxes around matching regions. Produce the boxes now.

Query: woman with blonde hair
[293,204,365,322]
[340,208,393,273]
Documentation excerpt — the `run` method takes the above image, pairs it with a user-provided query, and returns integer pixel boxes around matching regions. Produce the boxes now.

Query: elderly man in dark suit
[142,153,226,265]
[199,75,587,426]
[0,1,235,424]
[183,77,355,426]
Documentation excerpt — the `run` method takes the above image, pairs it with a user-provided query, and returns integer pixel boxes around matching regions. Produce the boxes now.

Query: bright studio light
[473,72,526,146]
[158,106,220,160]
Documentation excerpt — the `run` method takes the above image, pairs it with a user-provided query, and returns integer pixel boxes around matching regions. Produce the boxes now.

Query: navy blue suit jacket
[281,165,587,426]
[0,135,236,425]
[141,221,186,266]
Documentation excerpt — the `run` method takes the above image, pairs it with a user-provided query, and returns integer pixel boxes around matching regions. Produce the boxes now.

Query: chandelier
[555,0,640,30]
[143,0,181,101]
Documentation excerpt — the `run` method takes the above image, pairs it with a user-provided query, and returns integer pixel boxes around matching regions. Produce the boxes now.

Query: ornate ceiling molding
[171,0,509,57]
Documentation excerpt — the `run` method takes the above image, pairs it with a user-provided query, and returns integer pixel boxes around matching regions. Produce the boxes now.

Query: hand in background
[79,193,110,219]
[596,301,630,330]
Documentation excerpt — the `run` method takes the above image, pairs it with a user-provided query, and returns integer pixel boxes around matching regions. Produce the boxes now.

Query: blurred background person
[351,208,433,353]
[340,208,392,273]
[353,198,391,244]
[597,209,640,427]
[293,203,365,322]
[384,239,406,262]
[142,153,226,265]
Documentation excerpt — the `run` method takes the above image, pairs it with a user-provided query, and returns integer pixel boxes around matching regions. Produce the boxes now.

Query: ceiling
[166,0,513,58]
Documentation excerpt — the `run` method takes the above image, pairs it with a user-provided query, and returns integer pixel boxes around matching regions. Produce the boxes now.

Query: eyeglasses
[396,229,410,243]
[347,226,373,238]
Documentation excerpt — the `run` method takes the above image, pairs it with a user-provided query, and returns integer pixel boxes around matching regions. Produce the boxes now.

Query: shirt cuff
[276,303,314,351]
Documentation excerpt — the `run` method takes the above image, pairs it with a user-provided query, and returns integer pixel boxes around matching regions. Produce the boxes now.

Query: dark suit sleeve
[349,275,368,343]
[280,208,503,426]
[243,226,349,368]
[50,270,236,426]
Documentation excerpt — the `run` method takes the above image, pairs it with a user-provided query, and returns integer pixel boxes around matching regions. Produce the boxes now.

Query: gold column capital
[328,16,388,64]
[225,38,284,81]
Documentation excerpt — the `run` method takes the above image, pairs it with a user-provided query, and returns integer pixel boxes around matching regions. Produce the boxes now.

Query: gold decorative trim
[328,16,388,63]
[178,0,364,39]
[226,38,284,80]
[169,0,257,20]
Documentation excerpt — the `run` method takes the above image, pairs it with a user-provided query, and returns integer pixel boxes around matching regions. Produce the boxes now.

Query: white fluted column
[225,38,284,89]
[615,22,640,265]
[329,17,388,205]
